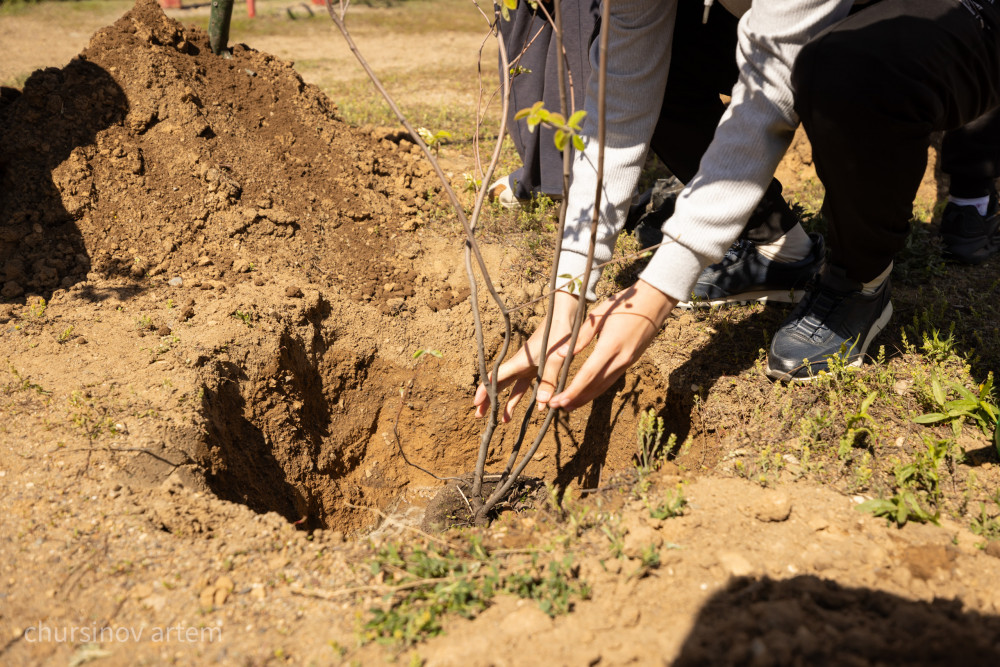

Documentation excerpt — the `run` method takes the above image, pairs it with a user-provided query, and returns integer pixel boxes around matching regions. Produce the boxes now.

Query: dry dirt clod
[754,492,792,522]
[718,552,755,577]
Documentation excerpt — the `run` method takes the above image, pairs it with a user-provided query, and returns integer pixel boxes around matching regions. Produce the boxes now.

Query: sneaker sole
[766,300,894,383]
[677,289,806,310]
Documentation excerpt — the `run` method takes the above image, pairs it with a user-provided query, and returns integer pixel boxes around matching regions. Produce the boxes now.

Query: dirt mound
[0,0,443,304]
[0,0,659,534]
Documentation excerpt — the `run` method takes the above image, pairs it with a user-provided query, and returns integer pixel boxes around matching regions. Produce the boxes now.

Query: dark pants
[500,0,599,199]
[793,0,1000,281]
[649,1,797,244]
[942,108,1000,198]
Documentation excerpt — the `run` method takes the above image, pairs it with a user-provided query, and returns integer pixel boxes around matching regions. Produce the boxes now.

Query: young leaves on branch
[417,127,452,157]
[514,101,587,152]
[557,273,584,296]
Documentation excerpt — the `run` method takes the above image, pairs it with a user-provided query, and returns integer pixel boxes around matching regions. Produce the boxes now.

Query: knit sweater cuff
[637,236,706,303]
[556,248,605,302]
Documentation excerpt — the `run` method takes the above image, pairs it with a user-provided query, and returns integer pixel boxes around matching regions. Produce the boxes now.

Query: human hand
[472,289,579,422]
[547,279,675,411]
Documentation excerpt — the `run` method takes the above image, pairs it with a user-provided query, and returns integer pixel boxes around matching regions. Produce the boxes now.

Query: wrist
[635,279,677,327]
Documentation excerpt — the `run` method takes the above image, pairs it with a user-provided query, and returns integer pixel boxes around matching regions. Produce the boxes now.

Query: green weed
[232,310,253,327]
[858,435,960,526]
[913,372,999,443]
[359,538,587,647]
[647,485,687,520]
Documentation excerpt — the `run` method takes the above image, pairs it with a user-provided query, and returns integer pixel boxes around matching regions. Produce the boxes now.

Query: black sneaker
[626,176,685,248]
[766,266,893,382]
[940,201,1000,265]
[677,233,825,309]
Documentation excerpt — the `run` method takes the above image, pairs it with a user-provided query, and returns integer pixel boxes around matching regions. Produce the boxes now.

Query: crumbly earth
[2,1,1000,665]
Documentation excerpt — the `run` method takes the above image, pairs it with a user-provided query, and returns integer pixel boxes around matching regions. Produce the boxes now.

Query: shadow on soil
[0,60,126,303]
[675,574,1000,665]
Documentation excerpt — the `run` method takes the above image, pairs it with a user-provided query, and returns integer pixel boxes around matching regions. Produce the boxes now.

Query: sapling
[325,0,615,524]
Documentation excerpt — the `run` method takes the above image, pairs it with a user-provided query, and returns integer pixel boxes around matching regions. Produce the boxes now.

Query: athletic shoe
[940,201,1000,264]
[766,266,893,382]
[626,176,685,249]
[489,175,525,211]
[677,233,825,309]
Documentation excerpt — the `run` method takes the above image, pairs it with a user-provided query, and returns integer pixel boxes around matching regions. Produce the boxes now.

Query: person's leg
[496,4,553,203]
[793,0,1000,282]
[942,111,1000,199]
[939,109,1000,262]
[497,0,599,202]
[769,0,1000,381]
[648,2,817,308]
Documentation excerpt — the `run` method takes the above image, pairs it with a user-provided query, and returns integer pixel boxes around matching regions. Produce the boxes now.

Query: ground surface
[2,1,1000,665]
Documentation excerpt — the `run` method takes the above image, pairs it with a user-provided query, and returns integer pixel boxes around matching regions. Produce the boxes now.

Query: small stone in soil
[754,492,792,522]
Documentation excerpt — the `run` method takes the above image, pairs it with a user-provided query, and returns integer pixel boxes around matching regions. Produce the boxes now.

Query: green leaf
[515,101,543,122]
[943,399,978,412]
[993,419,999,459]
[548,112,566,126]
[857,498,895,517]
[949,382,977,402]
[553,130,568,151]
[571,135,585,151]
[913,412,948,424]
[931,378,946,406]
[896,498,908,526]
[567,110,587,129]
[860,391,877,414]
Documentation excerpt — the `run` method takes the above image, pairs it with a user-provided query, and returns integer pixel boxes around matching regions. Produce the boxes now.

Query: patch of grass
[913,371,999,440]
[26,296,46,319]
[894,220,947,285]
[3,365,51,397]
[358,537,588,647]
[858,434,962,527]
[647,484,687,520]
[970,492,1000,543]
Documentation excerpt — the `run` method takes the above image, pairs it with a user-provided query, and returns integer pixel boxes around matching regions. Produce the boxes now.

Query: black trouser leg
[942,108,1000,198]
[792,0,1000,282]
[649,1,797,244]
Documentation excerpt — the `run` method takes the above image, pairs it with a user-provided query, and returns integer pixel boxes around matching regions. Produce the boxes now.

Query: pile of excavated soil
[0,0,662,535]
[0,0,446,308]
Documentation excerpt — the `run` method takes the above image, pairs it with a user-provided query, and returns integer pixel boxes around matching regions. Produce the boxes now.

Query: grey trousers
[499,0,599,199]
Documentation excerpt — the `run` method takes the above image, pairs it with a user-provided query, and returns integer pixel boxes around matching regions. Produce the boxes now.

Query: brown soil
[2,2,1000,665]
[1,0,665,532]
